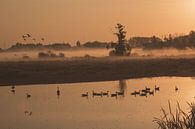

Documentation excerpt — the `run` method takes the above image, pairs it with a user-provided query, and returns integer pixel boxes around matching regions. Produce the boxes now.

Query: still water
[0,77,195,129]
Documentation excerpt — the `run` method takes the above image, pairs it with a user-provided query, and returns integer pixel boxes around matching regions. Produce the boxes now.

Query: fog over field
[0,48,109,61]
[1,48,195,61]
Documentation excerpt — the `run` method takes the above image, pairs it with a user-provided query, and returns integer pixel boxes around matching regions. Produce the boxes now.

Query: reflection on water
[118,80,127,93]
[0,77,195,129]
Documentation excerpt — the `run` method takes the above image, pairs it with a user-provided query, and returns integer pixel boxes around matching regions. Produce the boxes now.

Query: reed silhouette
[154,101,195,129]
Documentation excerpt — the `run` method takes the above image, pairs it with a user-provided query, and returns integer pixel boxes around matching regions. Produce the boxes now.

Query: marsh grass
[153,101,195,129]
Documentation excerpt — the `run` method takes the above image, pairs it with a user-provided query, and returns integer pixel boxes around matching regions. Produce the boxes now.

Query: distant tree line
[82,41,108,48]
[1,30,195,52]
[2,41,117,52]
[129,31,195,50]
[6,43,71,51]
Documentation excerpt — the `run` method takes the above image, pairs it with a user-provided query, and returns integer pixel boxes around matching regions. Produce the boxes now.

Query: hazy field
[1,48,195,61]
[1,48,195,86]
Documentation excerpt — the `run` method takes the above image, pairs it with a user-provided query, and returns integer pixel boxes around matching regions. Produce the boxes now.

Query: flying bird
[41,38,45,41]
[26,34,31,37]
[22,35,27,41]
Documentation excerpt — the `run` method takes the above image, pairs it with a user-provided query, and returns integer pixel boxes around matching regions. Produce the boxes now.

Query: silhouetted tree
[168,34,173,42]
[110,23,131,56]
[189,31,195,44]
[163,36,169,42]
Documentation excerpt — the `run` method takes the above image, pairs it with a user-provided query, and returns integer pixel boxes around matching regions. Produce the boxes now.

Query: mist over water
[1,48,195,61]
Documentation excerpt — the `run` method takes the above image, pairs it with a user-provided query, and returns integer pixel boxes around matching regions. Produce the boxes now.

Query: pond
[0,77,195,129]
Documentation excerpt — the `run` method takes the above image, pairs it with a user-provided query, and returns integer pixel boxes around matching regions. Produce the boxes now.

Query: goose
[175,86,178,91]
[96,92,102,97]
[11,89,15,94]
[145,87,150,91]
[141,89,148,93]
[117,91,124,96]
[140,92,147,97]
[57,87,60,96]
[111,92,117,97]
[131,91,137,96]
[102,91,109,96]
[135,90,140,95]
[155,85,160,91]
[26,93,31,98]
[149,90,154,95]
[11,85,15,90]
[92,91,102,97]
[82,92,88,97]
[92,91,97,97]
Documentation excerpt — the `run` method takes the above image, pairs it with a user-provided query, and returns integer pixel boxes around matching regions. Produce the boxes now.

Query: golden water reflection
[0,77,195,129]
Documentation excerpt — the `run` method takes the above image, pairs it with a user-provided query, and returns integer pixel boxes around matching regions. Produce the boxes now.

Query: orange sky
[0,0,195,48]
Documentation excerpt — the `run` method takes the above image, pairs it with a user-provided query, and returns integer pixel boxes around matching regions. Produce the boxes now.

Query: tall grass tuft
[153,101,195,129]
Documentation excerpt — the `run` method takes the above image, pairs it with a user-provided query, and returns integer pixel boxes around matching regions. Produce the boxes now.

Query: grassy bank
[1,57,195,86]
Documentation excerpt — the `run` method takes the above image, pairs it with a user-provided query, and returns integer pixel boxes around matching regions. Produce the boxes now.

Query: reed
[153,101,195,129]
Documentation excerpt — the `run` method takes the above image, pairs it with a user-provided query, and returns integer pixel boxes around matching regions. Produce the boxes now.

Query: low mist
[1,48,195,61]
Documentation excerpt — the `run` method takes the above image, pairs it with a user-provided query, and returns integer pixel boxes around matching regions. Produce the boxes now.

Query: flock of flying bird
[22,34,45,42]
[81,85,180,98]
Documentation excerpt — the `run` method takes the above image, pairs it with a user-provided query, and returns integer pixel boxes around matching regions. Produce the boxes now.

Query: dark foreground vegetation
[154,101,195,129]
[1,57,195,86]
